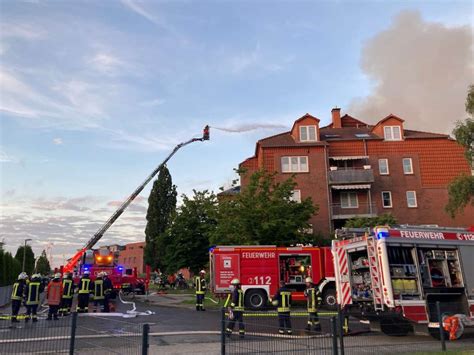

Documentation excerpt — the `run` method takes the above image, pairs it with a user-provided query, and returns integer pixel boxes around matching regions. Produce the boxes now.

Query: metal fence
[0,286,13,307]
[0,312,149,354]
[220,303,474,355]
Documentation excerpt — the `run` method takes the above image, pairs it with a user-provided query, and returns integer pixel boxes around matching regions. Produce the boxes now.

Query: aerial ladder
[62,126,210,273]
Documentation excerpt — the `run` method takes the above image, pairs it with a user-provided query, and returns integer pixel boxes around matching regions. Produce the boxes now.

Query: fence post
[221,307,226,355]
[69,312,78,355]
[337,305,345,355]
[331,316,338,355]
[142,323,150,355]
[436,301,446,351]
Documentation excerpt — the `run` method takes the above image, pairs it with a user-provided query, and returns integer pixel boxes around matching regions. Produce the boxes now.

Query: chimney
[331,107,341,129]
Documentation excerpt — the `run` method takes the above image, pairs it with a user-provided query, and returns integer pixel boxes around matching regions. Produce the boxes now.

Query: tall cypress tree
[144,165,177,271]
[14,245,35,275]
[36,250,51,275]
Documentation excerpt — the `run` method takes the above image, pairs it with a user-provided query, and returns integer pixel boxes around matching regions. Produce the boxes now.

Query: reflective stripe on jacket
[11,281,25,301]
[305,287,319,313]
[26,282,41,305]
[47,281,63,305]
[276,290,291,313]
[78,278,91,294]
[94,279,104,300]
[230,288,244,311]
[62,279,73,299]
[195,276,206,295]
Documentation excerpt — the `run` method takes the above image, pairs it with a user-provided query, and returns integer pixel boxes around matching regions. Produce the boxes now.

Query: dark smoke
[349,10,473,134]
[212,123,289,133]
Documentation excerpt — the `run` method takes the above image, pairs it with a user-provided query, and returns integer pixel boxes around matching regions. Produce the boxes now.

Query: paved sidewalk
[133,292,195,309]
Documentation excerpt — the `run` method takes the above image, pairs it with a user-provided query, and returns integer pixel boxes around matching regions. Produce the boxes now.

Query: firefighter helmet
[54,273,61,279]
[32,273,41,280]
[83,270,90,276]
[305,277,313,284]
[18,272,28,280]
[230,278,240,285]
[272,300,278,306]
[200,270,206,274]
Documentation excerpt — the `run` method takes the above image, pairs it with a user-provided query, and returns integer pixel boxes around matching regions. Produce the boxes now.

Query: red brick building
[118,242,145,274]
[239,108,473,236]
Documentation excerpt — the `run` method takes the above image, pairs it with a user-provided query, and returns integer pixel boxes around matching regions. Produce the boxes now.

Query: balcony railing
[328,167,374,185]
[331,203,378,220]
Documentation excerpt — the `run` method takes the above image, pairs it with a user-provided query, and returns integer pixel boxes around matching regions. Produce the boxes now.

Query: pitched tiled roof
[258,131,327,148]
[403,129,450,139]
[319,127,380,141]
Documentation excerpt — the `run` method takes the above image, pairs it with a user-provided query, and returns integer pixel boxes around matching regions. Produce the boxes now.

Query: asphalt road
[1,298,474,354]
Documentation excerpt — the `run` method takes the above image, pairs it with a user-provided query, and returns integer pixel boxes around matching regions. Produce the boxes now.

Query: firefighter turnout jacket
[273,287,292,313]
[11,280,26,301]
[229,288,244,311]
[194,276,206,295]
[304,287,321,312]
[78,276,92,294]
[26,281,43,306]
[47,280,63,306]
[93,279,105,300]
[62,278,74,299]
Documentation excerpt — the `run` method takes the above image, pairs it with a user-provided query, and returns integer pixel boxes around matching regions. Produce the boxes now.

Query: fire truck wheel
[322,288,337,310]
[244,289,268,310]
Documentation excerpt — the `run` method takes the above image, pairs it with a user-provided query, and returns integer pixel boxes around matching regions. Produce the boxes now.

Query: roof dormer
[291,113,320,142]
[371,114,405,141]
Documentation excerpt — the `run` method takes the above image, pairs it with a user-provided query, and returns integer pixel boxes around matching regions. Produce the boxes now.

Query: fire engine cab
[210,245,335,309]
[333,225,474,338]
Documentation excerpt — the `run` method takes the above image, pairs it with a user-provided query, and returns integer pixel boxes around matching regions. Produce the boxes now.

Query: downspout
[324,145,333,234]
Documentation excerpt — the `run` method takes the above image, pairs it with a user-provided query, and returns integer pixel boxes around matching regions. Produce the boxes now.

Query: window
[281,156,309,173]
[382,191,392,208]
[384,126,402,141]
[406,191,417,208]
[290,190,301,203]
[299,126,317,142]
[340,192,358,208]
[403,158,413,174]
[378,159,389,175]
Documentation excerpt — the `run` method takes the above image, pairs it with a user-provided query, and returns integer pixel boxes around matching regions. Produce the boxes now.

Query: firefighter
[194,270,207,311]
[46,273,63,320]
[103,272,113,313]
[77,270,92,313]
[225,278,245,338]
[59,272,74,316]
[11,272,28,323]
[272,280,292,335]
[25,274,43,323]
[92,272,105,312]
[304,277,321,332]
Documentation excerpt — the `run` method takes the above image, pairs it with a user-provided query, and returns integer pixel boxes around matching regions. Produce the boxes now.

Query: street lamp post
[22,239,32,273]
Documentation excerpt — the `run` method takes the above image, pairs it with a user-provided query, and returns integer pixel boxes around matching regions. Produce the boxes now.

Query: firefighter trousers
[11,300,21,322]
[226,311,245,336]
[26,305,38,322]
[278,312,292,334]
[196,294,205,311]
[77,294,89,313]
[306,311,321,331]
[60,298,72,315]
[47,305,59,320]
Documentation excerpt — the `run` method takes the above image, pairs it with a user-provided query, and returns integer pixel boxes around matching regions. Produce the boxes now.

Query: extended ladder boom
[63,126,210,273]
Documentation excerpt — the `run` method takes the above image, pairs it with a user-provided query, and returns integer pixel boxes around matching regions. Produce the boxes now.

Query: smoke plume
[349,10,473,134]
[212,123,288,133]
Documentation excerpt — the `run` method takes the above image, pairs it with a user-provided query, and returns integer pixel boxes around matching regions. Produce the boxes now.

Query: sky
[0,0,472,267]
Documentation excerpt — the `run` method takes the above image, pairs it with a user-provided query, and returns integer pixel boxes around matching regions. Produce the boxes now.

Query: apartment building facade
[118,241,145,274]
[239,108,473,236]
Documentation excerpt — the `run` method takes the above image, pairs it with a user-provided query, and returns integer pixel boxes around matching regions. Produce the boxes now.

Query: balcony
[328,167,374,185]
[331,203,378,220]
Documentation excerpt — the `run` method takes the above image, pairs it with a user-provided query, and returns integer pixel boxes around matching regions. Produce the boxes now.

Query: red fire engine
[210,245,335,309]
[333,225,474,339]
[72,249,145,296]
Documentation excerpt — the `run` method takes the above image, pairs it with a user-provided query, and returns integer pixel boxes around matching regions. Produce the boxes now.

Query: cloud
[52,138,63,145]
[0,150,16,163]
[0,22,46,40]
[88,52,126,75]
[120,0,162,26]
[349,10,473,134]
[140,98,166,107]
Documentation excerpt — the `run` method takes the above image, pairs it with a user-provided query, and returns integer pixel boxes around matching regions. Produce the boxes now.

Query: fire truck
[72,249,145,296]
[332,225,474,338]
[210,245,336,309]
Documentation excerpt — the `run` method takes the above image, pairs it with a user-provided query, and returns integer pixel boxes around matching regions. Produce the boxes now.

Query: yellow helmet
[230,278,240,285]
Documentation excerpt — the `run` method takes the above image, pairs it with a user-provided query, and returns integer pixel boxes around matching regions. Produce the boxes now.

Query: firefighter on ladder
[272,280,292,335]
[11,272,28,323]
[46,273,63,320]
[25,274,43,323]
[225,278,245,338]
[304,277,322,332]
[59,272,74,316]
[194,270,207,311]
[77,270,92,313]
